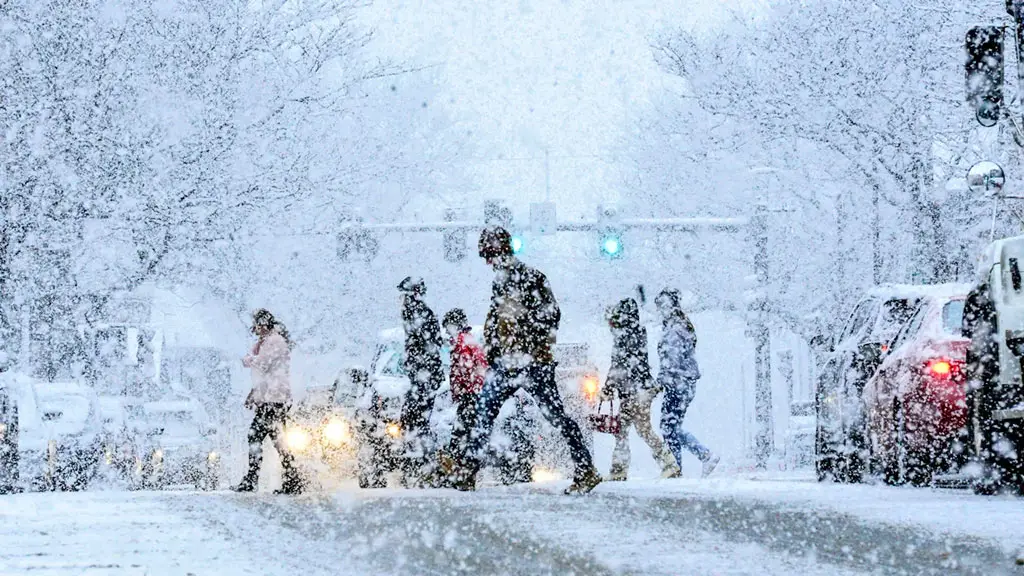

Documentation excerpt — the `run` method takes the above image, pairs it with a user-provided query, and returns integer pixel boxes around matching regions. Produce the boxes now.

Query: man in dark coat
[397,276,445,486]
[451,226,601,495]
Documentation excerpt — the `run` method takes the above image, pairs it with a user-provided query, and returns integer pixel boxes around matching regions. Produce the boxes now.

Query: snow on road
[2,479,1023,575]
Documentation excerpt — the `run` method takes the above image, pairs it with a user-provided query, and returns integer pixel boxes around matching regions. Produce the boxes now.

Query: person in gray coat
[655,290,719,478]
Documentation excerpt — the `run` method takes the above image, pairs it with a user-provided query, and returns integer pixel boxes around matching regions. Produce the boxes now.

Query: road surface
[2,478,1023,575]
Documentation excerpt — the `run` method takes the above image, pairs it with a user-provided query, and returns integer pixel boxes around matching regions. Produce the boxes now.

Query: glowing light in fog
[532,468,563,483]
[285,426,312,452]
[322,418,350,446]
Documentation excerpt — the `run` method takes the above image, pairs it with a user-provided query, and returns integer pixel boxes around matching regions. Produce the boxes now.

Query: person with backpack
[235,309,304,494]
[655,289,719,478]
[450,226,601,495]
[604,298,681,481]
[442,308,487,458]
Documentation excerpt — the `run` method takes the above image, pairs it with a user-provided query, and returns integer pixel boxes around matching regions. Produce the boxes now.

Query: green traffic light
[511,235,524,254]
[601,234,622,257]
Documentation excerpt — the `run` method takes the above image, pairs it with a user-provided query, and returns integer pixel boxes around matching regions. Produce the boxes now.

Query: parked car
[137,400,219,490]
[863,286,971,485]
[95,396,146,485]
[815,285,938,483]
[963,234,1024,494]
[17,381,104,491]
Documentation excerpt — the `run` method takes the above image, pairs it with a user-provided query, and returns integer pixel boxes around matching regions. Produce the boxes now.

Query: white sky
[364,0,752,219]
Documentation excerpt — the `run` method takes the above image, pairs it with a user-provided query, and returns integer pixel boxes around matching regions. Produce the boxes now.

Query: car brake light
[929,360,952,376]
[923,358,962,380]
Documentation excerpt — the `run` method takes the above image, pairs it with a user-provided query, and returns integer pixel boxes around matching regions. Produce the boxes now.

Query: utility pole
[750,200,773,469]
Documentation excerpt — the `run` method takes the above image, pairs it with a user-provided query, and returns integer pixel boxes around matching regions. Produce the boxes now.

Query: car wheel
[884,399,905,486]
[357,454,385,489]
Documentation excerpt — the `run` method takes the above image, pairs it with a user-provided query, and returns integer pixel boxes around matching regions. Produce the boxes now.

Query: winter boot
[658,451,682,479]
[448,457,479,492]
[701,454,721,478]
[276,459,305,495]
[565,467,602,495]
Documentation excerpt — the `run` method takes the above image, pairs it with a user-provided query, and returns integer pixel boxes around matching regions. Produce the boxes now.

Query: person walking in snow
[396,276,445,486]
[655,289,720,478]
[451,226,601,495]
[604,298,681,481]
[442,308,487,458]
[235,308,304,494]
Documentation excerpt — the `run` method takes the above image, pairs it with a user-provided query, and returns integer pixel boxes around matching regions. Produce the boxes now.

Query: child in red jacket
[442,309,487,456]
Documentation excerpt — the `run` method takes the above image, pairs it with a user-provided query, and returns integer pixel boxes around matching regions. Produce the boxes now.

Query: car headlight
[207,451,219,463]
[581,375,600,401]
[321,417,350,447]
[153,449,164,462]
[531,467,563,483]
[385,422,401,438]
[285,426,312,452]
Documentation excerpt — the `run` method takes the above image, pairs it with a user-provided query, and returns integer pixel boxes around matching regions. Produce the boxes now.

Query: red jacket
[449,331,487,397]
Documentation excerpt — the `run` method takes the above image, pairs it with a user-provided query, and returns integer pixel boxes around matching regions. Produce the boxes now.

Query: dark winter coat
[483,259,561,365]
[605,299,654,398]
[658,314,701,388]
[402,297,444,385]
[963,282,999,387]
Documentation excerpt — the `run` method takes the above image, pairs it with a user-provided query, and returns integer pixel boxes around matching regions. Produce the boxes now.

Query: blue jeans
[661,382,710,465]
[463,362,595,478]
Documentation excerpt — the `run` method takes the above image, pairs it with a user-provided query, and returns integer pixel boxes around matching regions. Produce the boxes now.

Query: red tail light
[923,358,962,380]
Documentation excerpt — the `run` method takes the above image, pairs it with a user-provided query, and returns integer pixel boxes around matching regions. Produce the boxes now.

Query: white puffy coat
[246,331,291,404]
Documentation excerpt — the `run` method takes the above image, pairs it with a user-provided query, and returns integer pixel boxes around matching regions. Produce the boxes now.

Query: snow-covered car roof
[143,400,198,415]
[35,381,96,400]
[864,283,973,301]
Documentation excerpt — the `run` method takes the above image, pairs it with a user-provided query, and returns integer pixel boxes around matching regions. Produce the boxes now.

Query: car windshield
[942,300,966,335]
[34,394,91,434]
[377,348,407,377]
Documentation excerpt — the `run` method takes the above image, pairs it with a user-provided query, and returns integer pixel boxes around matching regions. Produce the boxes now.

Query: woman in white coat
[234,309,303,494]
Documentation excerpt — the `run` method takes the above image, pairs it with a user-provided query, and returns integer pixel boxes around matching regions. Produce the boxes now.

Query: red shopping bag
[588,398,621,435]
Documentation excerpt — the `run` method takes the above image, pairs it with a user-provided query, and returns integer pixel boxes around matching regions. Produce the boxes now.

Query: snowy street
[4,478,1023,576]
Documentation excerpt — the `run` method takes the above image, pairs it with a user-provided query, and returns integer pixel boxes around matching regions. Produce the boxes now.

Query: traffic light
[511,233,525,255]
[600,233,622,258]
[596,203,623,259]
[443,208,465,262]
[966,26,1004,127]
